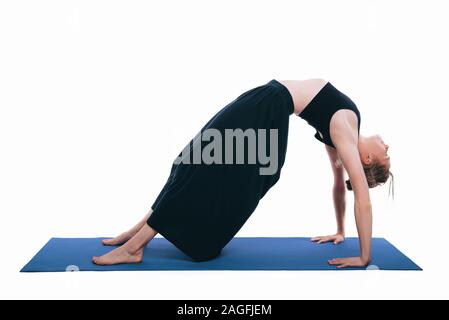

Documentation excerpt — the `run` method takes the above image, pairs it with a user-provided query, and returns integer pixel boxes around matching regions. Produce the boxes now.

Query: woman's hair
[345,161,395,199]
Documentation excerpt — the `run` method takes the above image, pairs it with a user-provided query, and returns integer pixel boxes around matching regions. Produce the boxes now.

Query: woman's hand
[328,257,369,269]
[311,233,345,245]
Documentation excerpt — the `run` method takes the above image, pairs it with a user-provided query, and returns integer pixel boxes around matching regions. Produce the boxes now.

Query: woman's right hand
[311,234,345,245]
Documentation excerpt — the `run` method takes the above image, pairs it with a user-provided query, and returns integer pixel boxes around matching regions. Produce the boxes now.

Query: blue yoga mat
[21,237,421,272]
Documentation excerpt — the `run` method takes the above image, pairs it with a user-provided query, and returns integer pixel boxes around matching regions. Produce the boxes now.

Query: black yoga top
[297,81,361,148]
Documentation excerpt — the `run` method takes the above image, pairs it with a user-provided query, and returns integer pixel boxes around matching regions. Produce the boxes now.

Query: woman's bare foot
[102,209,154,246]
[102,232,134,246]
[92,246,143,266]
[93,223,158,266]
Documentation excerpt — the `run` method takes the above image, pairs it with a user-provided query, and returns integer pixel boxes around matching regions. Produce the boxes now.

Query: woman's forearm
[354,201,373,263]
[333,185,346,235]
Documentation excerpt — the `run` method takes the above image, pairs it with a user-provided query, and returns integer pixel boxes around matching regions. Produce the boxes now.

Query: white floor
[1,266,442,300]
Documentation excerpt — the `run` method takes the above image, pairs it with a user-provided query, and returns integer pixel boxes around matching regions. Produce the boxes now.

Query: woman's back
[278,79,328,115]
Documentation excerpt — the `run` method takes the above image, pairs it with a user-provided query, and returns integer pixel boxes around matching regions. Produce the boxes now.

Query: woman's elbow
[353,185,371,207]
[333,181,346,193]
[355,199,372,209]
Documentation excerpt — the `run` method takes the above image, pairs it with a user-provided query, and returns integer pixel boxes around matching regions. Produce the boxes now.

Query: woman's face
[366,135,390,169]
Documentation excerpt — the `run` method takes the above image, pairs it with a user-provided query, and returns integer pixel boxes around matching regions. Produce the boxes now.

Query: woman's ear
[363,153,374,166]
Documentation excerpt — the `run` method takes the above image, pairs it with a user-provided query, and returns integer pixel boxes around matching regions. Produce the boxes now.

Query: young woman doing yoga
[92,79,393,268]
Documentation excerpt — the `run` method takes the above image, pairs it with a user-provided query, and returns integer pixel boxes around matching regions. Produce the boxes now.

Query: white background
[1,0,448,299]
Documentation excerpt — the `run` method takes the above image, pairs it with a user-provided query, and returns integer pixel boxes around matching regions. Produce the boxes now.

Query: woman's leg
[93,223,158,265]
[102,209,153,246]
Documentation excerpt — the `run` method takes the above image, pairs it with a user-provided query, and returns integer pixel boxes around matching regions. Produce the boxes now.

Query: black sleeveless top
[297,81,361,148]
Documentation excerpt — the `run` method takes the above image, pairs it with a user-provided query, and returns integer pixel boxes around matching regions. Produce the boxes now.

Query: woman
[92,79,394,268]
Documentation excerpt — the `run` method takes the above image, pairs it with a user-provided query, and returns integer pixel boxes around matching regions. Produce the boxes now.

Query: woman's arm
[327,121,372,268]
[311,145,346,244]
[327,145,347,235]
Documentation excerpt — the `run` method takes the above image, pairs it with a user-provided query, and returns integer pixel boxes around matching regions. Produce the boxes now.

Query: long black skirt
[147,79,294,261]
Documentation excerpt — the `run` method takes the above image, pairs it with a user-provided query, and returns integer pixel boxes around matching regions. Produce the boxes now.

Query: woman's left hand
[328,257,369,269]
